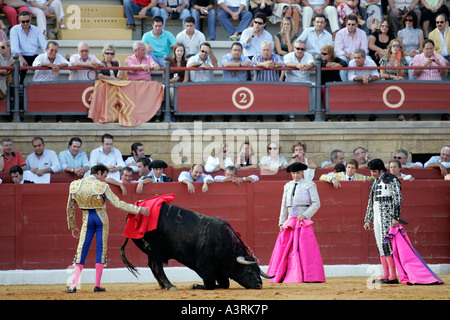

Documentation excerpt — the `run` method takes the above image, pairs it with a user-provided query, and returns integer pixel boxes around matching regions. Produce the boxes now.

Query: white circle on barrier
[82,86,94,108]
[382,86,405,109]
[232,87,255,110]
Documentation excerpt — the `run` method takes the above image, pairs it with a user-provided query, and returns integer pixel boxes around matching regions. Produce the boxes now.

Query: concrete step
[58,28,131,40]
[61,17,128,29]
[63,4,125,18]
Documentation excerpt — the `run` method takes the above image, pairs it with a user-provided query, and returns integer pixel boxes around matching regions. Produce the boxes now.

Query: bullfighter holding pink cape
[267,162,326,283]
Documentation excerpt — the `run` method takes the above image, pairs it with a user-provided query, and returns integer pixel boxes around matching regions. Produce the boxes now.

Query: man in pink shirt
[411,39,448,81]
[125,41,160,81]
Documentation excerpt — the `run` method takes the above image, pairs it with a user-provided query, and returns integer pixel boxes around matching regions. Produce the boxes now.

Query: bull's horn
[260,269,275,279]
[236,256,257,265]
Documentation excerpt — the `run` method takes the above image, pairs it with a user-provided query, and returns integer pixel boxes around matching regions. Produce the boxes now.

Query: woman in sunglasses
[397,11,424,80]
[368,18,395,65]
[259,141,288,174]
[98,43,124,81]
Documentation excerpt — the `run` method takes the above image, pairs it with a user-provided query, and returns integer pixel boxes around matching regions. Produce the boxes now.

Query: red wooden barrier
[0,180,448,271]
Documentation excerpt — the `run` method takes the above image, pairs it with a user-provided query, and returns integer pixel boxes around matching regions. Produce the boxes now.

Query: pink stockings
[70,263,104,288]
[380,256,397,280]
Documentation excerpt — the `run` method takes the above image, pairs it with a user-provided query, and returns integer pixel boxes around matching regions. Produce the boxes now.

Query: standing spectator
[428,14,450,63]
[124,142,152,172]
[272,0,301,35]
[387,0,422,34]
[27,0,66,38]
[348,48,380,85]
[217,0,253,41]
[176,16,206,58]
[123,0,159,31]
[240,13,274,60]
[393,149,423,168]
[0,137,27,172]
[302,0,339,35]
[368,18,396,65]
[298,14,333,56]
[98,43,124,81]
[32,41,70,82]
[10,11,47,84]
[190,0,216,40]
[177,163,214,193]
[125,41,160,81]
[58,137,90,177]
[25,136,61,179]
[397,11,424,80]
[274,16,296,56]
[420,0,449,38]
[141,16,177,67]
[214,165,259,184]
[283,39,315,84]
[0,0,31,28]
[9,165,34,184]
[424,145,450,176]
[187,42,217,82]
[158,0,191,28]
[89,134,126,182]
[411,39,448,80]
[68,42,102,81]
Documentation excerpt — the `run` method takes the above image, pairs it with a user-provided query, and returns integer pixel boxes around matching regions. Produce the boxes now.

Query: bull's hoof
[189,284,202,290]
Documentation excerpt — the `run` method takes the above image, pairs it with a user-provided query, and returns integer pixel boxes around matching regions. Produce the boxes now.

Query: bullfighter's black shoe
[94,286,106,292]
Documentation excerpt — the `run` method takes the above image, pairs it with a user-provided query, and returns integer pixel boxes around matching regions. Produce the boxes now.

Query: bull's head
[233,256,275,289]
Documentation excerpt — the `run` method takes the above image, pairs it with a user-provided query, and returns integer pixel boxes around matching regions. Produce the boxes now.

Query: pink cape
[122,194,176,239]
[267,217,326,283]
[386,225,443,285]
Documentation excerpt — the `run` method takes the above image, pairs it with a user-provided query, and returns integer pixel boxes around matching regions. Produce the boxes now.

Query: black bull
[120,202,273,290]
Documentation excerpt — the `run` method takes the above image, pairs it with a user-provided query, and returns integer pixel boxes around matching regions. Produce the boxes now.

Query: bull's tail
[120,238,140,278]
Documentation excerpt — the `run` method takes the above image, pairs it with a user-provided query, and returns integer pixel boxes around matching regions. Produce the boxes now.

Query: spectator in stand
[420,0,449,38]
[359,0,383,34]
[235,141,258,169]
[125,142,153,173]
[271,0,301,35]
[411,39,448,80]
[121,167,135,183]
[25,136,61,181]
[298,14,333,56]
[217,0,253,41]
[352,146,370,168]
[424,145,450,176]
[125,41,160,81]
[214,165,259,184]
[393,149,423,168]
[158,0,191,29]
[222,41,252,81]
[176,17,206,58]
[10,165,34,184]
[187,42,217,83]
[249,0,273,18]
[368,18,396,66]
[98,43,124,81]
[89,133,126,182]
[274,16,296,57]
[397,11,424,80]
[387,0,422,34]
[204,143,234,173]
[135,157,153,193]
[190,0,216,40]
[27,0,66,38]
[283,39,315,83]
[178,163,214,193]
[69,42,102,81]
[334,14,369,81]
[32,41,69,82]
[58,137,90,177]
[302,0,339,36]
[149,159,172,182]
[348,48,380,93]
[259,141,289,173]
[428,14,450,63]
[334,0,359,28]
[319,159,374,188]
[0,1,31,28]
[10,11,47,84]
[0,137,26,172]
[389,159,414,181]
[321,149,345,168]
[123,0,159,31]
[142,16,177,67]
[240,13,274,60]
[288,140,316,181]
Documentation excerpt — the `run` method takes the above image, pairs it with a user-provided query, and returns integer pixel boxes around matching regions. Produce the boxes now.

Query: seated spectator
[249,0,273,18]
[389,159,414,181]
[90,133,125,182]
[421,2,450,39]
[214,165,259,184]
[187,42,217,83]
[289,140,316,180]
[302,0,339,36]
[125,41,160,81]
[334,0,358,28]
[27,0,66,38]
[205,143,234,173]
[271,0,301,35]
[123,0,159,31]
[176,17,206,58]
[0,40,12,100]
[359,0,383,34]
[259,141,288,173]
[353,146,370,168]
[142,16,177,67]
[178,163,214,193]
[235,141,258,169]
[0,1,31,28]
[283,39,315,84]
[274,17,296,57]
[69,42,102,81]
[319,159,374,188]
[190,0,216,40]
[33,41,69,82]
[424,145,450,176]
[124,142,152,172]
[411,39,448,80]
[393,149,423,168]
[222,42,252,81]
[58,137,90,177]
[217,0,253,41]
[321,149,345,168]
[98,43,124,81]
[25,136,61,182]
[387,0,421,34]
[348,48,379,86]
[0,137,26,172]
[298,14,333,56]
[240,13,274,59]
[158,0,191,28]
[368,18,396,65]
[9,165,34,184]
[428,14,450,63]
[397,11,424,80]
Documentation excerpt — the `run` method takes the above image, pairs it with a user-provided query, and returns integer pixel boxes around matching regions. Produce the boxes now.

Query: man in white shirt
[348,49,379,83]
[89,134,126,182]
[176,16,206,58]
[283,39,315,83]
[124,142,153,173]
[32,41,70,82]
[25,136,61,182]
[424,145,450,176]
[297,14,333,56]
[69,42,102,81]
[178,163,213,193]
[187,42,217,82]
[214,165,259,184]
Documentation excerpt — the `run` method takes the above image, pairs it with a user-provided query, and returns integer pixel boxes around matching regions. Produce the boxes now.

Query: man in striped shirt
[252,40,284,81]
[411,39,448,80]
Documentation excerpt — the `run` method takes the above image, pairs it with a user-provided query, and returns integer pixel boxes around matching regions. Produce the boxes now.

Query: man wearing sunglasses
[392,149,423,169]
[9,11,47,84]
[240,13,273,60]
[283,39,315,83]
[387,0,422,34]
[428,14,450,64]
